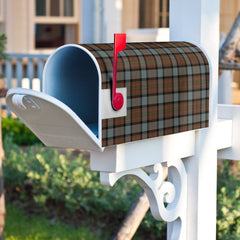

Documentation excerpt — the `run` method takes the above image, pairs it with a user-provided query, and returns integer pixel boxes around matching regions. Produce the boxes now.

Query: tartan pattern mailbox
[5,2,235,238]
[6,41,209,151]
[84,42,210,146]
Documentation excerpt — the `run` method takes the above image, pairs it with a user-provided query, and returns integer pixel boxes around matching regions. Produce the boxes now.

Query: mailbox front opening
[43,45,101,137]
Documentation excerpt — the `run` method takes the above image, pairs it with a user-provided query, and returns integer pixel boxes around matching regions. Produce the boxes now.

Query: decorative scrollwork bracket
[100,158,187,239]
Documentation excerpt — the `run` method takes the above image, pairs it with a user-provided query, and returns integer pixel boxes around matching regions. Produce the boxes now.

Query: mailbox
[6,39,210,152]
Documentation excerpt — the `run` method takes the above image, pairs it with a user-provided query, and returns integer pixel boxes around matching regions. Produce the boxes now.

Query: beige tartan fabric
[82,42,209,147]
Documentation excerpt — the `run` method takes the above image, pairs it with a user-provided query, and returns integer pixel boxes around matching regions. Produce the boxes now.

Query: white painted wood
[93,0,103,43]
[170,0,219,239]
[101,88,127,119]
[103,0,122,43]
[218,104,240,160]
[90,130,195,172]
[218,71,233,104]
[100,160,187,240]
[216,119,232,150]
[183,127,218,240]
[126,28,169,42]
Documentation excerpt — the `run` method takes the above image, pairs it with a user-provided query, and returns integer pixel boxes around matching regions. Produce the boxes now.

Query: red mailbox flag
[112,33,126,111]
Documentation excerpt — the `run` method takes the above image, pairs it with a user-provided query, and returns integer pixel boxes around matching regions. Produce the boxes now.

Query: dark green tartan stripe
[81,42,209,147]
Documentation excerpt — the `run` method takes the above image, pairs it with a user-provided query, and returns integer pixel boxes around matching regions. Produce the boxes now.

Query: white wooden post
[170,0,219,239]
[218,71,233,104]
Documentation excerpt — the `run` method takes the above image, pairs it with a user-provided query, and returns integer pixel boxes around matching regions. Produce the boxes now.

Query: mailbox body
[83,42,209,147]
[6,41,209,151]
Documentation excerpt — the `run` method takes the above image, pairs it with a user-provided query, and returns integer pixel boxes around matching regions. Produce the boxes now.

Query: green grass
[4,205,104,240]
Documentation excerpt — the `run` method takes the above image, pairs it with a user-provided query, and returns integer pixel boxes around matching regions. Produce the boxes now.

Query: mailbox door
[6,88,103,151]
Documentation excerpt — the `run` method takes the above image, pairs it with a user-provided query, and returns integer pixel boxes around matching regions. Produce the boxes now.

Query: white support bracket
[100,159,187,240]
[91,118,233,240]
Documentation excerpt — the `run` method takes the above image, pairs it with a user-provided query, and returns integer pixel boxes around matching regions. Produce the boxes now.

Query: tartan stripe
[82,42,209,147]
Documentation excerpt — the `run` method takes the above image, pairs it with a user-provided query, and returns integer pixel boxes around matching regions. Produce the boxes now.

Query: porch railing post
[37,58,44,91]
[16,58,23,88]
[4,53,49,90]
[5,58,12,90]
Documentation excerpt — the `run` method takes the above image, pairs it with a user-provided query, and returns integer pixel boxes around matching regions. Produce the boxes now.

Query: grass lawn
[4,205,106,240]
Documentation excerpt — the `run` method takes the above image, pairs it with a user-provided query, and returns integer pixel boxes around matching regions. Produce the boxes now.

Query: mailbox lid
[6,88,103,151]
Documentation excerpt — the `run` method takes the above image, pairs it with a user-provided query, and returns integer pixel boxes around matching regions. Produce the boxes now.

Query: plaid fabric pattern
[82,42,209,147]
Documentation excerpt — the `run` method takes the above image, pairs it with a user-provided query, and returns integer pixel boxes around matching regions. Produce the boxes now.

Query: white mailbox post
[6,0,240,239]
[170,0,220,239]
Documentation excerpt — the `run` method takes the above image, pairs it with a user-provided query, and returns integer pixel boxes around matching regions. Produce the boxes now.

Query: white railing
[0,53,49,92]
[0,53,49,114]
